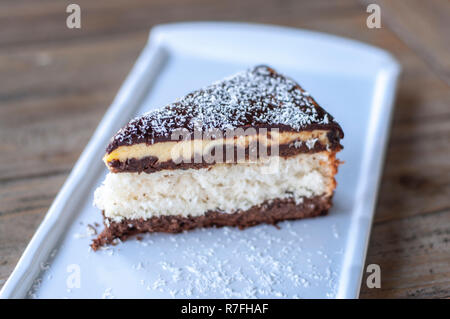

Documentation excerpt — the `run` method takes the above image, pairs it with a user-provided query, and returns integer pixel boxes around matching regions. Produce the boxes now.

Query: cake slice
[92,65,343,250]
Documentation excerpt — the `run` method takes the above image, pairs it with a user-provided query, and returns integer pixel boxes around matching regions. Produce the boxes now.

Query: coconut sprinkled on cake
[107,65,342,153]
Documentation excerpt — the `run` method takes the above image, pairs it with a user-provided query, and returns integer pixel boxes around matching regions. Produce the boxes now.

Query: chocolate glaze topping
[106,65,343,154]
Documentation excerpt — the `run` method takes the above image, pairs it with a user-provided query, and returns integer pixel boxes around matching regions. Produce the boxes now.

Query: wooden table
[0,0,449,298]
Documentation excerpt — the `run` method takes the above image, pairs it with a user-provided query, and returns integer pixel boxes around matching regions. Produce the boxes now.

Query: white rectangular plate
[0,22,400,299]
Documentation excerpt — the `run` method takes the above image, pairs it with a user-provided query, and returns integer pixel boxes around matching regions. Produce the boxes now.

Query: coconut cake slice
[92,65,343,250]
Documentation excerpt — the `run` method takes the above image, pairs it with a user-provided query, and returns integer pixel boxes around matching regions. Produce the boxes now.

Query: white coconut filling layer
[94,153,335,221]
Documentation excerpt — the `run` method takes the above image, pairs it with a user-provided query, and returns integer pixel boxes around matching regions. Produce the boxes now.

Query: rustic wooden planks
[0,0,449,297]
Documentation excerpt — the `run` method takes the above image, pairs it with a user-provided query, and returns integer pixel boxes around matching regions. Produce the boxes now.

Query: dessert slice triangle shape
[92,65,343,250]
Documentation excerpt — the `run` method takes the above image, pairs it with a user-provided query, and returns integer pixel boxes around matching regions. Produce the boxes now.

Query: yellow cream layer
[104,129,330,168]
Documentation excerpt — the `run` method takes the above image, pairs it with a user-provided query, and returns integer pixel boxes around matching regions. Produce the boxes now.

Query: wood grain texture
[362,0,450,85]
[0,0,449,298]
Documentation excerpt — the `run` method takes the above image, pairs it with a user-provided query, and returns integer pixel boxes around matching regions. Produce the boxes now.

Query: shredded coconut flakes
[110,65,338,148]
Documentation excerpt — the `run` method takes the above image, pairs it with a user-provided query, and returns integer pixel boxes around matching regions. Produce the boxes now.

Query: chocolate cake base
[91,195,332,251]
